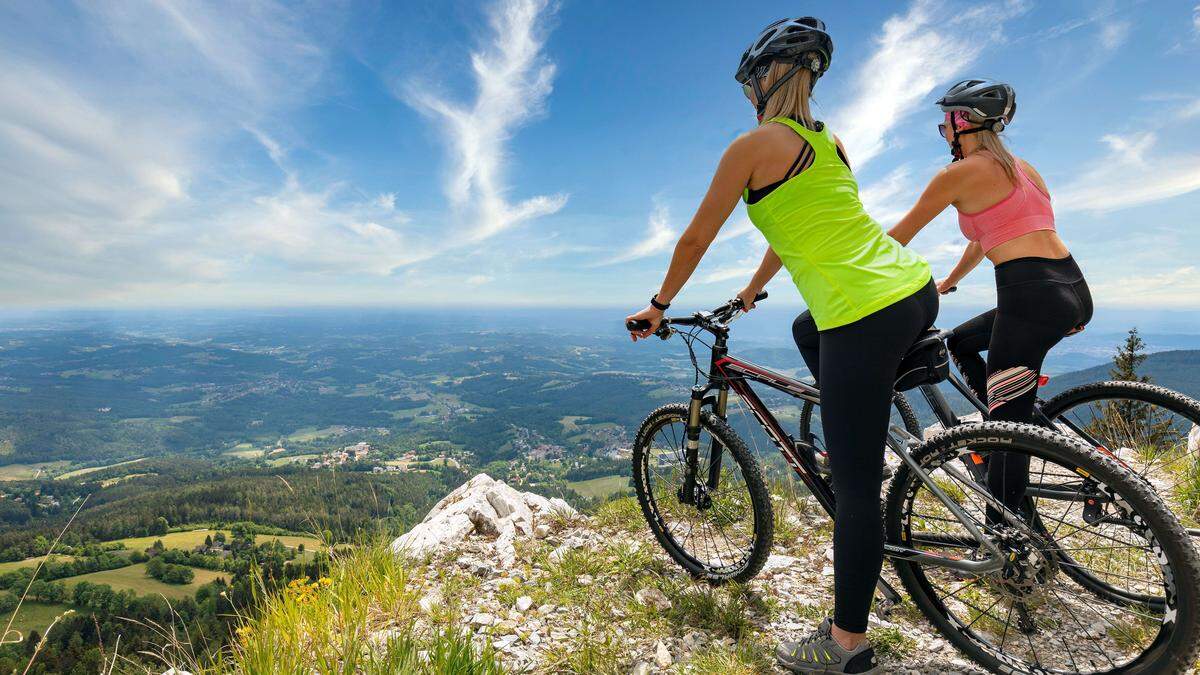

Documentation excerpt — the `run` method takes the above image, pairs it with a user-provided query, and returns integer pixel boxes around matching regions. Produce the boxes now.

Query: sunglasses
[742,82,754,100]
[937,123,948,139]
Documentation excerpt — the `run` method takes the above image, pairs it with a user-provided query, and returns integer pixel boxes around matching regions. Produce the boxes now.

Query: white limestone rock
[1189,424,1200,454]
[391,473,578,565]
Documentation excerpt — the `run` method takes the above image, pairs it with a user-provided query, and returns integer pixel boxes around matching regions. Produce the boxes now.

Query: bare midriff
[984,229,1071,266]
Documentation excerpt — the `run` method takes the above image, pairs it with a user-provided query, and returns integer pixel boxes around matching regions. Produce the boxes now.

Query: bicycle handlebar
[625,291,768,334]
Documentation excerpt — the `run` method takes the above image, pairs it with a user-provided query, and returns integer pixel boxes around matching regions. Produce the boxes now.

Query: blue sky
[1,0,1199,314]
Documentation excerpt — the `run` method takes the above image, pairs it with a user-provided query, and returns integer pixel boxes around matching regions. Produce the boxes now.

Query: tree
[204,534,213,548]
[0,590,17,613]
[1094,327,1173,452]
[150,517,169,536]
[1110,328,1150,383]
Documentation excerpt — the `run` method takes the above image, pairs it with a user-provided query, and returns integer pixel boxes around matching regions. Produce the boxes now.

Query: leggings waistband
[994,255,1083,288]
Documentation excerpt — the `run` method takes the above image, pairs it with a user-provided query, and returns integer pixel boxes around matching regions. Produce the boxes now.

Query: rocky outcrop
[378,478,986,674]
[391,473,575,567]
[1189,424,1200,455]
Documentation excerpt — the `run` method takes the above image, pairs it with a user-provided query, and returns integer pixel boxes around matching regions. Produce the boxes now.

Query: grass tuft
[593,496,643,532]
[230,543,504,674]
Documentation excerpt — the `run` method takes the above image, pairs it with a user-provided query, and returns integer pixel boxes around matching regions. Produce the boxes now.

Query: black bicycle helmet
[937,79,1016,129]
[735,17,833,117]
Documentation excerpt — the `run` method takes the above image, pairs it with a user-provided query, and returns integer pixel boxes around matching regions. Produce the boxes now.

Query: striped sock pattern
[986,366,1038,414]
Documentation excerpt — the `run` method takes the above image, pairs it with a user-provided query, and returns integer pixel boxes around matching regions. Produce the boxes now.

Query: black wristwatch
[650,294,670,311]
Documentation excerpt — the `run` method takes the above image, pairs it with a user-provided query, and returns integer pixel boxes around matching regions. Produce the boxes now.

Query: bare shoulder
[730,124,782,153]
[1017,158,1051,194]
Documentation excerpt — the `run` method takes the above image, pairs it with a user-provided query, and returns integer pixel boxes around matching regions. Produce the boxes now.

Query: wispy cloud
[1089,266,1200,307]
[1055,132,1200,213]
[830,0,1028,169]
[404,0,566,243]
[859,165,917,225]
[594,201,677,266]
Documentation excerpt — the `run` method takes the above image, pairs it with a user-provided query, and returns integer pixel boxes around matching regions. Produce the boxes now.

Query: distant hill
[1041,350,1200,401]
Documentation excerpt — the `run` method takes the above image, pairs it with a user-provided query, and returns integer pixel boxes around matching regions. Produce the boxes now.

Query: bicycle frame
[683,326,1007,578]
[913,351,1133,513]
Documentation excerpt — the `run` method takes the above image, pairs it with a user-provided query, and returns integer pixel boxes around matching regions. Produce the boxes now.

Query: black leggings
[792,279,938,633]
[947,255,1092,512]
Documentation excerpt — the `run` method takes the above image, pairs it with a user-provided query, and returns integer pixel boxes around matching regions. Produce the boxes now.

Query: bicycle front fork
[679,387,727,508]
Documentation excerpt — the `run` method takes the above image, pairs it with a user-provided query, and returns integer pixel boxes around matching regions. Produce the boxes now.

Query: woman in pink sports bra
[887,79,1092,516]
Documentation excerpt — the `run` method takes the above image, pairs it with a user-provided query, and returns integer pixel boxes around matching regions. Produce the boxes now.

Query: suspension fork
[680,387,706,506]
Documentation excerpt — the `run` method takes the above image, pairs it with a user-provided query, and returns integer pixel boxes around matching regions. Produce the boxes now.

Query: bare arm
[939,241,985,292]
[887,166,959,246]
[626,135,757,339]
[737,247,783,309]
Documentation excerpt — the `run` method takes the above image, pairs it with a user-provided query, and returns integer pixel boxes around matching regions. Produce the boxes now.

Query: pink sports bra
[957,157,1055,253]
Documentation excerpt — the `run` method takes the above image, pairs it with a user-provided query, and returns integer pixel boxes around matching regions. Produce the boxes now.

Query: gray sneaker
[776,618,881,674]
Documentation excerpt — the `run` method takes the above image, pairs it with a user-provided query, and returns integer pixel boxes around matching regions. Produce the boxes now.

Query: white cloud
[1194,4,1200,36]
[830,0,1027,169]
[594,201,678,266]
[0,0,573,306]
[696,259,759,285]
[1056,132,1200,213]
[859,165,916,225]
[0,1,344,305]
[714,214,761,244]
[1099,21,1131,50]
[404,0,566,243]
[1089,266,1200,307]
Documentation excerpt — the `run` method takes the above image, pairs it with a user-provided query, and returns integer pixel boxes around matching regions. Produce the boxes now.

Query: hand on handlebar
[624,291,769,340]
[736,287,762,311]
[624,305,663,342]
[936,278,958,295]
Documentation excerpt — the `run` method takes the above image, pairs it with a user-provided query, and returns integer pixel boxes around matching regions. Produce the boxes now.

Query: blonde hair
[758,60,816,129]
[963,111,1018,183]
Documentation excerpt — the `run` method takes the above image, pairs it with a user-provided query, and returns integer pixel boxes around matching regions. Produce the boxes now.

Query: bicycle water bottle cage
[895,329,950,391]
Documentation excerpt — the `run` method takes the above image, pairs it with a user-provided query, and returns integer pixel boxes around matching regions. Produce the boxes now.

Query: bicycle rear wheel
[1041,380,1200,535]
[632,404,773,583]
[884,422,1200,674]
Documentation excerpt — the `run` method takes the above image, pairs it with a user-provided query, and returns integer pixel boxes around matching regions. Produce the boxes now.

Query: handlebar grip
[627,319,653,332]
[754,291,768,302]
[941,286,957,295]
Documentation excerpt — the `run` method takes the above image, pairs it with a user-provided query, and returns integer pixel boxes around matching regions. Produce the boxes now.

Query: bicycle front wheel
[884,422,1200,674]
[632,404,773,584]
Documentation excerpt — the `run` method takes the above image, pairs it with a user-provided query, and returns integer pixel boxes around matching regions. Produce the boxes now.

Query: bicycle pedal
[873,597,895,620]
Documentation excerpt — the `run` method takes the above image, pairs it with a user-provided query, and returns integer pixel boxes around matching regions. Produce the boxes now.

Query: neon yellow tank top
[744,117,931,331]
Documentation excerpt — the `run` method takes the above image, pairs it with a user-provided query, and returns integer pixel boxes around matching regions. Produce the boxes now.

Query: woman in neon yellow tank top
[625,18,936,674]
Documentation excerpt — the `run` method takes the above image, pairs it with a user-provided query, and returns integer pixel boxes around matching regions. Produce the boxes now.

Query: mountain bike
[800,326,1200,613]
[800,329,1200,543]
[626,295,1200,674]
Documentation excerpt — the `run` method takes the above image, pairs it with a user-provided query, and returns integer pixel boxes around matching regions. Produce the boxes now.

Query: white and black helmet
[735,17,833,85]
[736,17,833,116]
[937,79,1016,132]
